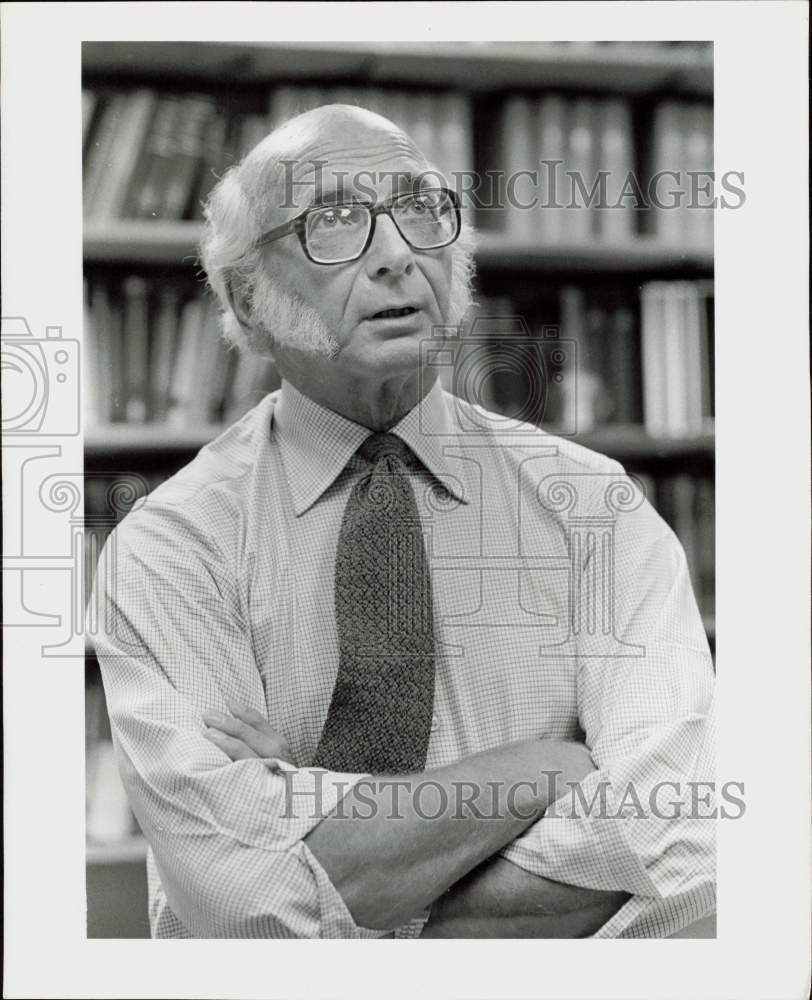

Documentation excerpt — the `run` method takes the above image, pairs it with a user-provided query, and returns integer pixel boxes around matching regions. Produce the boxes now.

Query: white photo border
[2,2,809,998]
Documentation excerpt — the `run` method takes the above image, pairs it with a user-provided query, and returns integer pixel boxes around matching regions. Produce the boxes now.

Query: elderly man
[93,104,715,939]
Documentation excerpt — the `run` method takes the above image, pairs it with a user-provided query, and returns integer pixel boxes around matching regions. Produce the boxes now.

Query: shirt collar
[272,378,470,517]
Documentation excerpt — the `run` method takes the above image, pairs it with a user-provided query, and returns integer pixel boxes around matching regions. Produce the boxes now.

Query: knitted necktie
[312,433,436,774]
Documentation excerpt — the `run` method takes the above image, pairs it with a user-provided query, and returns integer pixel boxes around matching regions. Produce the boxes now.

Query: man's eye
[404,194,443,218]
[313,207,358,229]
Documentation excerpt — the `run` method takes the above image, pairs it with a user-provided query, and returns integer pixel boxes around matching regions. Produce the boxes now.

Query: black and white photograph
[2,3,810,998]
[81,35,722,941]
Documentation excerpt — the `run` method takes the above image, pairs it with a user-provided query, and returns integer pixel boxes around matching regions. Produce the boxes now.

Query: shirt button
[430,715,440,734]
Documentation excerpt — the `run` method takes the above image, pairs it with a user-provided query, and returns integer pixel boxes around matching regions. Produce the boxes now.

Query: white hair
[249,269,338,358]
[199,109,477,358]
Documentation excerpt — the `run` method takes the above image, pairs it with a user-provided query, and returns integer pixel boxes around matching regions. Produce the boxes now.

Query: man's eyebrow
[303,172,421,209]
[306,188,370,209]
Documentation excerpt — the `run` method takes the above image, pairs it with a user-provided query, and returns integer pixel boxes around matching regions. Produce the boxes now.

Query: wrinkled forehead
[254,113,440,225]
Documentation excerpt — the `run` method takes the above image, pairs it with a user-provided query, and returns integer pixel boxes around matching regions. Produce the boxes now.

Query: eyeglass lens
[304,189,457,263]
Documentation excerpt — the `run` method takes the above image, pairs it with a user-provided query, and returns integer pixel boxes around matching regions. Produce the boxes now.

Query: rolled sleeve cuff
[263,761,371,845]
[498,774,663,898]
[270,763,388,939]
[296,841,386,939]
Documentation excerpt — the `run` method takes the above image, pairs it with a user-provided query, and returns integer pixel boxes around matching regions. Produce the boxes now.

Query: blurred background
[82,40,714,938]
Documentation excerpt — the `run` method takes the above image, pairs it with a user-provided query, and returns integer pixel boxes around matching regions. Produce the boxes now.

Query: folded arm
[95,511,597,937]
[204,703,598,931]
[420,856,629,938]
[491,485,717,937]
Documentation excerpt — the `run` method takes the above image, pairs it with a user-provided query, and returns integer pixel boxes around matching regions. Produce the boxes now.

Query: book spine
[83,279,101,427]
[131,96,182,219]
[596,97,635,243]
[166,297,205,427]
[671,475,699,594]
[662,282,687,435]
[684,103,714,250]
[695,478,715,621]
[210,345,240,425]
[83,93,127,218]
[186,299,225,425]
[679,282,705,435]
[502,95,538,242]
[162,95,216,220]
[697,281,715,423]
[565,97,596,242]
[98,89,159,220]
[583,298,613,430]
[149,285,182,422]
[556,286,587,430]
[640,282,668,436]
[652,102,687,246]
[606,296,642,425]
[122,276,150,422]
[536,95,567,244]
[90,280,125,423]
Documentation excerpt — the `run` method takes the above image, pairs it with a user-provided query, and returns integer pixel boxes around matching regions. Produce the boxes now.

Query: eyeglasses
[254,186,461,265]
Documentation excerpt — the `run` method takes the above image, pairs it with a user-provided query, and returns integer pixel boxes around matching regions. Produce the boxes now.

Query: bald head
[240,103,436,230]
[261,103,426,166]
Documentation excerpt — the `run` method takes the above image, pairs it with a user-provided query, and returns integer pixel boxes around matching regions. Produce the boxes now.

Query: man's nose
[364,214,414,279]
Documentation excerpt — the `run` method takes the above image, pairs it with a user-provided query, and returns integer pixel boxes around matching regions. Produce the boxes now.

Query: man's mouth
[370,306,420,320]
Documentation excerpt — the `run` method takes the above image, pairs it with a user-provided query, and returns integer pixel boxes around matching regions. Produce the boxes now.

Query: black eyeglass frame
[253,186,462,265]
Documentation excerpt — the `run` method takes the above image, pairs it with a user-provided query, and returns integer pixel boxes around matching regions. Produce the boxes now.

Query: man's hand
[202,702,294,765]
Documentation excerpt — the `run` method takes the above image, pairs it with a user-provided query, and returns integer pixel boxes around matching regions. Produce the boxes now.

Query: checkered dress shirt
[92,377,716,939]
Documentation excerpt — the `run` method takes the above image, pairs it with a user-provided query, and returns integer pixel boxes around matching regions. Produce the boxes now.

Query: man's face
[257,112,455,378]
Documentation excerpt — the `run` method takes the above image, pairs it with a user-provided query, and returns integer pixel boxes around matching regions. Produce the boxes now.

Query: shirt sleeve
[90,498,380,939]
[499,469,716,936]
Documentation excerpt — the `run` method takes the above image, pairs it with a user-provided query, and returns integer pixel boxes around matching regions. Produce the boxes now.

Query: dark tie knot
[359,433,415,469]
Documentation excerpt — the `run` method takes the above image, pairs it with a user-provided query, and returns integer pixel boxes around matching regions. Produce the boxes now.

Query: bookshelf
[83,41,715,937]
[82,41,713,95]
[84,221,714,274]
[85,421,714,465]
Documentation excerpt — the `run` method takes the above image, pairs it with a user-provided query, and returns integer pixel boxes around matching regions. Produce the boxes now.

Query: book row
[83,274,713,439]
[82,85,472,223]
[83,277,280,428]
[462,280,713,438]
[488,95,713,248]
[82,84,712,252]
[640,281,715,437]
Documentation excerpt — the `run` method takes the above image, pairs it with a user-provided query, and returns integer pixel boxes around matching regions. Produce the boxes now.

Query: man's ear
[225,276,252,329]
